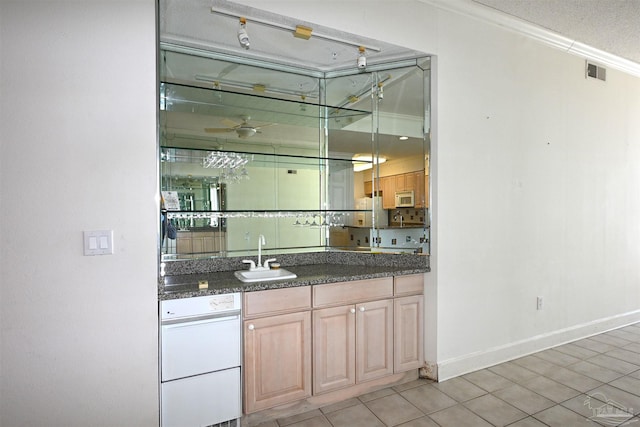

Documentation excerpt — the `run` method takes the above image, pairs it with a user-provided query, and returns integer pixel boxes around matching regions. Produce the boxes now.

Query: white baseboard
[433,309,640,382]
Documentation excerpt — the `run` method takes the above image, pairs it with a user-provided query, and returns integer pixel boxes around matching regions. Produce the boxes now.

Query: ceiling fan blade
[204,127,234,133]
[254,123,276,130]
[222,118,241,128]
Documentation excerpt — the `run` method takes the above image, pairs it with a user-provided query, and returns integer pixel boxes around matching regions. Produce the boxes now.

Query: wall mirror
[159,0,431,261]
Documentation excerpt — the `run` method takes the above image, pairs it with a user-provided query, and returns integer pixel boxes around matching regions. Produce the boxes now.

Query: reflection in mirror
[159,48,430,261]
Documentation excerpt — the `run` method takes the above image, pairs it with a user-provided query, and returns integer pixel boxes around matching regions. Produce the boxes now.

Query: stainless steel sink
[234,268,297,283]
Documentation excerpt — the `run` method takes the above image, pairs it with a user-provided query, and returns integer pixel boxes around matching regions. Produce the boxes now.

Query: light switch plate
[83,230,114,255]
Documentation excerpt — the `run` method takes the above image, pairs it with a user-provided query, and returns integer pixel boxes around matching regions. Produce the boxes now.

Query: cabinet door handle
[350,308,356,314]
[248,324,255,331]
[359,306,366,312]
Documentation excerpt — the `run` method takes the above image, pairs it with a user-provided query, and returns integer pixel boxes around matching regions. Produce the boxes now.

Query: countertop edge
[159,265,429,300]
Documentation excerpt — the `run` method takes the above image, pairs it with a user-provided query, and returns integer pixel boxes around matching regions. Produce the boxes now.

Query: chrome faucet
[242,234,276,271]
[394,211,404,227]
[257,234,265,268]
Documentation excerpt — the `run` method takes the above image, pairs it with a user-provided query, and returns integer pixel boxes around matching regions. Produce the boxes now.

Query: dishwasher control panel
[161,293,241,320]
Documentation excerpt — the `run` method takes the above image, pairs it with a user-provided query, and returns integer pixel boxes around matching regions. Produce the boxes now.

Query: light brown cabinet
[312,278,395,394]
[313,298,393,394]
[394,295,424,372]
[356,298,394,382]
[243,274,424,412]
[243,288,312,414]
[381,176,396,209]
[313,305,355,394]
[393,274,424,373]
[176,230,226,254]
[378,171,426,209]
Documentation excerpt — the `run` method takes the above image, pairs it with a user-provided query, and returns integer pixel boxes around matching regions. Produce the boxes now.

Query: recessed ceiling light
[399,136,409,141]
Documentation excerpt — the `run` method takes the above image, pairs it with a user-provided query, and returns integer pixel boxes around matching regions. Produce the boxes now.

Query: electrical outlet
[536,297,543,310]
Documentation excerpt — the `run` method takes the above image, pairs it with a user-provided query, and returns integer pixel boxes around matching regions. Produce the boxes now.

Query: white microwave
[395,190,415,207]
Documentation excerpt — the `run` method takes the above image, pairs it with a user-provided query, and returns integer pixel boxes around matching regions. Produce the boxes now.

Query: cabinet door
[394,295,424,373]
[381,176,395,209]
[176,232,192,253]
[313,305,356,394]
[414,172,425,208]
[403,172,416,191]
[424,175,429,208]
[356,299,394,383]
[244,311,311,413]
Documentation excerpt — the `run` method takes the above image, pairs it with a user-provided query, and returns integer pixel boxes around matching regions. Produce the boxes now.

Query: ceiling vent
[586,61,606,81]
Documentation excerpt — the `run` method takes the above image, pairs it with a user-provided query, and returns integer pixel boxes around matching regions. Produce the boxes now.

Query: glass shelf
[161,82,372,130]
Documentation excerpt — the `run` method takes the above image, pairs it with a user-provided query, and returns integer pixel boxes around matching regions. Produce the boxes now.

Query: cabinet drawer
[394,274,424,296]
[313,277,393,308]
[244,287,311,319]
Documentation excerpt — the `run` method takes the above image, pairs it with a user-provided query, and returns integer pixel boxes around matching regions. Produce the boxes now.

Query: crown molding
[419,0,640,78]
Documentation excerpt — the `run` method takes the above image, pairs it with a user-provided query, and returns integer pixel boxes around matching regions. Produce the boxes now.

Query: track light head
[237,17,250,50]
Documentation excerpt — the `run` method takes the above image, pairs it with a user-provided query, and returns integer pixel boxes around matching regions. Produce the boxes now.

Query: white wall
[0,1,159,426]
[238,0,640,379]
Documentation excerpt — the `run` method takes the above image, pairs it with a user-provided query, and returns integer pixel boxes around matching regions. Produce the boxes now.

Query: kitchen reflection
[161,148,228,258]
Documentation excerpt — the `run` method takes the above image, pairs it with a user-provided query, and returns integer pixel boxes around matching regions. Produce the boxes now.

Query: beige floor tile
[630,370,640,380]
[512,354,559,375]
[463,394,527,426]
[395,416,440,427]
[432,376,487,402]
[606,329,640,342]
[392,379,433,393]
[254,421,279,427]
[493,384,555,414]
[532,348,580,366]
[400,384,457,414]
[320,397,360,414]
[572,338,618,353]
[562,393,631,422]
[566,360,625,383]
[505,416,548,426]
[281,415,332,427]
[520,376,581,403]
[545,366,602,393]
[324,403,385,427]
[428,404,493,427]
[488,361,538,383]
[278,409,324,426]
[589,333,632,348]
[587,353,639,374]
[624,342,640,354]
[588,384,640,416]
[605,348,640,365]
[620,324,640,336]
[365,394,424,426]
[609,375,640,398]
[463,368,516,392]
[532,404,598,426]
[358,387,396,403]
[553,342,599,360]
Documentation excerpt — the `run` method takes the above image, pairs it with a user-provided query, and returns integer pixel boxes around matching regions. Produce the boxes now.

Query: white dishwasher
[160,293,242,427]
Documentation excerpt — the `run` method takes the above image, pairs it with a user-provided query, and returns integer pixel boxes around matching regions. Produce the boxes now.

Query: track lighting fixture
[357,46,366,69]
[237,17,250,50]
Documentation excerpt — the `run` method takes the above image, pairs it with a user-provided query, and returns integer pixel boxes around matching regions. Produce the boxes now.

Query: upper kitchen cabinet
[159,0,431,260]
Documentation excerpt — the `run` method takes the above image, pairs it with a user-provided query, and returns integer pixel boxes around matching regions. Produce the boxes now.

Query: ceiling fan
[204,116,274,139]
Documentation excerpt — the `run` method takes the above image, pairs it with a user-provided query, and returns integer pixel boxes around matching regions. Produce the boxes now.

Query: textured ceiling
[471,0,640,65]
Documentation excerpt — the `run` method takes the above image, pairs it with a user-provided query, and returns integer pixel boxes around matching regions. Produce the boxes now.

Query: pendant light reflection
[352,154,386,172]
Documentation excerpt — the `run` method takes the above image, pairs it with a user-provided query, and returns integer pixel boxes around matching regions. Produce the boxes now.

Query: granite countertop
[159,263,428,300]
